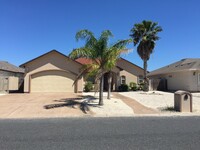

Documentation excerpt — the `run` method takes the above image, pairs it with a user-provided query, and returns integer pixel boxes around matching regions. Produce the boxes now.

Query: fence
[149,78,167,91]
[0,77,8,92]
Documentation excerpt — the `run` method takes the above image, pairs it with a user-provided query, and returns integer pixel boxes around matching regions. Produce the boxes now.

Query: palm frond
[99,30,113,41]
[94,68,107,83]
[75,30,94,41]
[73,63,99,85]
[97,30,113,56]
[112,39,132,49]
[75,30,97,49]
[69,47,93,59]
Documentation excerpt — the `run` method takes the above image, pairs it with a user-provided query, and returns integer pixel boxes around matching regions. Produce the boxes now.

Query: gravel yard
[119,91,200,114]
[82,92,134,117]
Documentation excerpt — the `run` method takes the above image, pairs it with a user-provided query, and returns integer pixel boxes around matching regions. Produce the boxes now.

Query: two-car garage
[20,50,83,93]
[31,70,76,93]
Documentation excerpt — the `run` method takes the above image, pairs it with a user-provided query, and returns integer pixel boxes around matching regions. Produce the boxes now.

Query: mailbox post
[174,90,192,112]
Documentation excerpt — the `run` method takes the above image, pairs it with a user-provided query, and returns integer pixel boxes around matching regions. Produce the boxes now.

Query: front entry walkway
[113,93,158,114]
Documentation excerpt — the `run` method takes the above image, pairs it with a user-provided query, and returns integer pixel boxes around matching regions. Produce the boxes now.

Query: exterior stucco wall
[77,77,83,93]
[192,71,200,91]
[166,72,190,91]
[117,59,144,86]
[117,59,144,77]
[22,51,83,93]
[119,70,138,85]
[149,71,200,92]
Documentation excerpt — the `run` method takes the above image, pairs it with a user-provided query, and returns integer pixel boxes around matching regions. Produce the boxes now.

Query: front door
[103,72,116,91]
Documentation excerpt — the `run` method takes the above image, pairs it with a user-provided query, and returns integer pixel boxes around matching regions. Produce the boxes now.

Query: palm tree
[69,29,131,105]
[130,20,162,91]
[105,41,131,99]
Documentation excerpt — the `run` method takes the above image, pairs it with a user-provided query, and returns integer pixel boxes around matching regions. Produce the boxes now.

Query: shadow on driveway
[43,95,99,114]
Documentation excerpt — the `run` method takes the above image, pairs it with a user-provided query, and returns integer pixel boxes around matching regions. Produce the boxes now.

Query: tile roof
[148,58,200,76]
[75,58,94,64]
[75,57,144,70]
[0,61,25,73]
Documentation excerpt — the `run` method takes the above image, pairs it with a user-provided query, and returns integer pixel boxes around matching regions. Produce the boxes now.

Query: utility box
[174,90,192,112]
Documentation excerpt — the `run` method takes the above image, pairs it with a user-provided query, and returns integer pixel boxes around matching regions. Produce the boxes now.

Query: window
[121,76,126,84]
[138,75,144,83]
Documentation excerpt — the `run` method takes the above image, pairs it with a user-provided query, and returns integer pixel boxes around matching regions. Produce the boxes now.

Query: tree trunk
[107,71,112,100]
[143,59,149,91]
[99,74,104,105]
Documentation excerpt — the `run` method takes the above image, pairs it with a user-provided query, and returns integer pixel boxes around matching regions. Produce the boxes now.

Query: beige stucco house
[20,50,144,93]
[20,50,83,93]
[148,58,200,92]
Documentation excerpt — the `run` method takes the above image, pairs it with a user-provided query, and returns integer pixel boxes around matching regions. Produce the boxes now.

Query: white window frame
[121,76,126,84]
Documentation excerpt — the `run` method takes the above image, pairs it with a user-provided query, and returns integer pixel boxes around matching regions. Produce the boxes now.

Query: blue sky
[0,0,200,71]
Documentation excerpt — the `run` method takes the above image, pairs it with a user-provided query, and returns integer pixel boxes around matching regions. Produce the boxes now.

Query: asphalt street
[0,117,200,150]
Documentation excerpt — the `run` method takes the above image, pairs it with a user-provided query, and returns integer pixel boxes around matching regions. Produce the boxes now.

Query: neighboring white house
[148,58,200,92]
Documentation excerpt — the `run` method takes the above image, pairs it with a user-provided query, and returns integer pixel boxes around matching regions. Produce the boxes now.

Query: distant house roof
[148,58,200,76]
[0,61,24,73]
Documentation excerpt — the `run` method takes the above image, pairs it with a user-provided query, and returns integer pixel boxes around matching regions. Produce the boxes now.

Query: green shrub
[138,82,145,91]
[84,81,93,92]
[129,82,137,91]
[118,84,129,92]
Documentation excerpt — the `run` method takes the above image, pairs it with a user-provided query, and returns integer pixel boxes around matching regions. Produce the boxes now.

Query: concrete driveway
[0,93,92,119]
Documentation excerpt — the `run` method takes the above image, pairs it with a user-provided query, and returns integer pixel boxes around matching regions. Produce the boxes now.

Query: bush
[129,82,137,91]
[118,84,129,92]
[84,81,93,92]
[138,82,145,91]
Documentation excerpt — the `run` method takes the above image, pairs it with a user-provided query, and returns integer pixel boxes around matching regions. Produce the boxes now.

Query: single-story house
[148,58,200,92]
[0,61,24,93]
[20,50,144,93]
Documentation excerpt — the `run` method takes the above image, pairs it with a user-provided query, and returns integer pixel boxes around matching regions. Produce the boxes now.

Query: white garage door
[31,70,75,92]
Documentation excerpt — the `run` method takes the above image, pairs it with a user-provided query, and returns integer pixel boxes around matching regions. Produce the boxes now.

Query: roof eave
[20,50,83,67]
[148,69,198,77]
